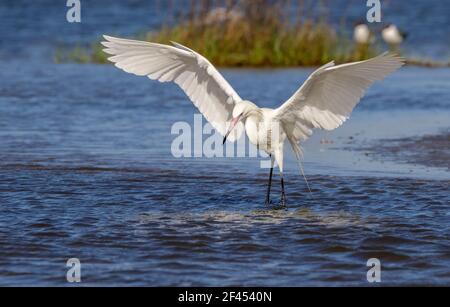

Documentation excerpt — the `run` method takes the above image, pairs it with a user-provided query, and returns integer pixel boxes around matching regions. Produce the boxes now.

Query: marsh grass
[56,0,437,67]
[54,41,109,64]
[147,20,373,67]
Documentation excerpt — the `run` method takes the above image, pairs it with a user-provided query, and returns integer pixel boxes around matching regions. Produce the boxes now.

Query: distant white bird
[353,23,373,44]
[102,35,404,207]
[382,24,407,46]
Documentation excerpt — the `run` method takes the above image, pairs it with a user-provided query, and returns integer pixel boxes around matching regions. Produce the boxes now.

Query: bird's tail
[287,137,313,196]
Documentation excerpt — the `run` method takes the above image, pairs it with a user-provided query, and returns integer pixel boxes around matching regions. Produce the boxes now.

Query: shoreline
[54,44,449,69]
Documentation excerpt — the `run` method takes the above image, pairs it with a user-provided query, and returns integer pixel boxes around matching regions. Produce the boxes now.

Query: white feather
[101,35,243,141]
[275,52,405,143]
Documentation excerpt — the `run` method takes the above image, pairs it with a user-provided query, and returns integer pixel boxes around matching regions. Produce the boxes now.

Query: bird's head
[223,100,258,144]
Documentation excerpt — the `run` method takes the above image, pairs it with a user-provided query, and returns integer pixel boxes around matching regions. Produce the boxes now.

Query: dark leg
[280,174,287,208]
[265,165,274,206]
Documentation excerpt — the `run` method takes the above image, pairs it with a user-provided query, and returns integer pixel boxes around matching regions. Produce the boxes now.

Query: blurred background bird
[353,22,374,45]
[382,24,408,50]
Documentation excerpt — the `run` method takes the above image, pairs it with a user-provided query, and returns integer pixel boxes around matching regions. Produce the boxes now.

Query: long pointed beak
[223,116,241,145]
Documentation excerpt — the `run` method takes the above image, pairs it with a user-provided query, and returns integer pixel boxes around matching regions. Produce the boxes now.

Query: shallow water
[0,1,449,286]
[1,171,449,286]
[357,131,450,170]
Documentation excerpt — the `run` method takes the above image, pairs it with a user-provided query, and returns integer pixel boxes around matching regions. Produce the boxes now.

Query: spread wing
[275,52,405,144]
[102,35,244,141]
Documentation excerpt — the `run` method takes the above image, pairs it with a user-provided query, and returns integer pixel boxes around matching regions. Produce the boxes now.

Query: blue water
[0,1,449,286]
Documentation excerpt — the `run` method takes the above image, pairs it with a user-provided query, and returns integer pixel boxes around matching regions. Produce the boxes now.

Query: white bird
[382,24,406,46]
[101,35,404,207]
[353,23,373,45]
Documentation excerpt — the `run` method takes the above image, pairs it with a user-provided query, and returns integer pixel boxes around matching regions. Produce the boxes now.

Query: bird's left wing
[102,35,243,141]
[274,52,405,145]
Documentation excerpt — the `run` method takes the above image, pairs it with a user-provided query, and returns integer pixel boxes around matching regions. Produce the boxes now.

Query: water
[0,1,449,286]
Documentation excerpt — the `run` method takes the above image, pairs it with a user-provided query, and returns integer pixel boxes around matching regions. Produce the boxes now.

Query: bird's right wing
[275,53,405,145]
[102,35,244,141]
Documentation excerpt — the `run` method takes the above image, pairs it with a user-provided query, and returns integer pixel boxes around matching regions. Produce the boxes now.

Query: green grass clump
[149,20,371,67]
[54,41,109,64]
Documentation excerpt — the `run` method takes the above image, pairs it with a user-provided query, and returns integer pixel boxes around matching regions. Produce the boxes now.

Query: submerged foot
[265,198,287,211]
[279,194,287,209]
[272,204,287,211]
[264,192,287,210]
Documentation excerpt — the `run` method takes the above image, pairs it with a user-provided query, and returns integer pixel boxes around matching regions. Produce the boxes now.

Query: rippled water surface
[0,1,449,286]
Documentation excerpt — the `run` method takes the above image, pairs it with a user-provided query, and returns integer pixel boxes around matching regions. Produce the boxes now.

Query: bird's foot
[265,199,287,211]
[271,204,287,211]
[279,194,287,209]
[265,196,287,211]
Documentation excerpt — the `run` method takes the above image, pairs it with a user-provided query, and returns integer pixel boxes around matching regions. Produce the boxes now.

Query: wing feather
[102,35,243,141]
[275,53,404,143]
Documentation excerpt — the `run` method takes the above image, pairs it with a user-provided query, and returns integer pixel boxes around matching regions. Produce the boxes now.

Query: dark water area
[361,131,450,170]
[0,1,449,286]
[1,168,449,286]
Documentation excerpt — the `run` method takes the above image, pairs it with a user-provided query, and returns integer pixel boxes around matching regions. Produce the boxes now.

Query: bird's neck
[244,109,263,126]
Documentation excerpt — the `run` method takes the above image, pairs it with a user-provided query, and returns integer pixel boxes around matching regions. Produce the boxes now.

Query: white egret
[102,35,404,207]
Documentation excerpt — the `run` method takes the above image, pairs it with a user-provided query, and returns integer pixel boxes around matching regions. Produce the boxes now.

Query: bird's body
[102,35,404,207]
[242,106,286,171]
[382,24,406,46]
[244,107,278,153]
